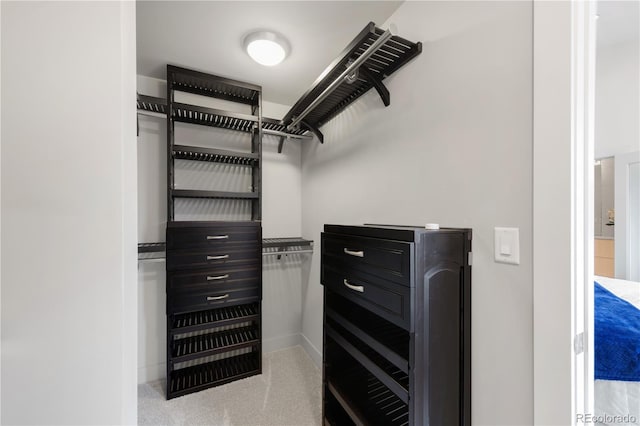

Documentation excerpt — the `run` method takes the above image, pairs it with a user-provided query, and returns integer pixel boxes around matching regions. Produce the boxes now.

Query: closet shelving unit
[164,65,266,399]
[282,22,422,143]
[166,65,263,218]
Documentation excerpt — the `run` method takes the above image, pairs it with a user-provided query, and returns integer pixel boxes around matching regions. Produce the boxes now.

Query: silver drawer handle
[207,274,229,281]
[207,294,229,301]
[343,279,364,293]
[343,248,364,257]
[207,235,229,240]
[207,254,229,260]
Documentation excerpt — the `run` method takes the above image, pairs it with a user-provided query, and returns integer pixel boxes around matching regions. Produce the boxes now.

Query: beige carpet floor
[138,346,322,426]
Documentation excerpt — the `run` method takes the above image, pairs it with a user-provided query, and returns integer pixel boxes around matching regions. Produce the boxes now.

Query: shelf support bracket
[301,120,324,144]
[359,67,390,107]
[278,136,286,154]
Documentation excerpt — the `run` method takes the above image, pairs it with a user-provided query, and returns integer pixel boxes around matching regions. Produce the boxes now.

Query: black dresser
[321,224,472,425]
[165,221,262,399]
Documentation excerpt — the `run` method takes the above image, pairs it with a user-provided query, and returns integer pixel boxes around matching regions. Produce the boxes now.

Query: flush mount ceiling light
[244,31,290,66]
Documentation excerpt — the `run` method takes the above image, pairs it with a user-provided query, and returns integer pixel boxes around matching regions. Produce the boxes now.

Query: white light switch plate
[495,227,520,265]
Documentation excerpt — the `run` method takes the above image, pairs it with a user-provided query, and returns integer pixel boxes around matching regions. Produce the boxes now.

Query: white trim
[533,1,596,424]
[533,2,574,424]
[262,333,302,353]
[571,0,597,420]
[300,333,322,368]
[138,362,166,385]
[120,2,138,423]
[0,2,3,419]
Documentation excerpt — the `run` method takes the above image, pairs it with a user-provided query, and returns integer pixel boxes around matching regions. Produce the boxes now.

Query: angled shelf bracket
[301,120,324,144]
[358,66,390,107]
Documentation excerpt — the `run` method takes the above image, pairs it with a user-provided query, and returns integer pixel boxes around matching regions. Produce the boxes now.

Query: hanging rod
[138,258,166,263]
[287,29,393,131]
[263,249,314,257]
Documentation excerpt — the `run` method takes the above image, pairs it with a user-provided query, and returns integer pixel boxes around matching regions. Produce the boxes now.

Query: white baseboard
[138,362,165,385]
[262,333,301,353]
[300,333,322,368]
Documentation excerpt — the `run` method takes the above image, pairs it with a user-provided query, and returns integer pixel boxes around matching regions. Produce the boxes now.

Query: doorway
[592,0,640,422]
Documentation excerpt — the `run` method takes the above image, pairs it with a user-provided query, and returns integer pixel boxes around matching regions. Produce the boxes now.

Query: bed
[594,276,640,425]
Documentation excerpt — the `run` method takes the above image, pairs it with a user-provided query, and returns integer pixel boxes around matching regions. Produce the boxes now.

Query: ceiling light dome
[244,31,290,66]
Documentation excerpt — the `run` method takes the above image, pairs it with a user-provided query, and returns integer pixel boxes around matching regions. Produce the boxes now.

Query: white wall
[300,2,533,424]
[136,75,306,383]
[1,2,137,425]
[595,38,640,159]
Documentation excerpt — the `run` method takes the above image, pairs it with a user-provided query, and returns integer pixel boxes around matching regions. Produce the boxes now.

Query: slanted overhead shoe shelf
[137,22,420,148]
[281,22,422,143]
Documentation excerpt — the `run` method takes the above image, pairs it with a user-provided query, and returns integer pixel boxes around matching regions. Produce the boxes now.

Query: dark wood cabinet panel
[167,265,260,290]
[167,221,261,250]
[166,245,260,271]
[322,234,413,286]
[322,266,411,330]
[321,224,471,426]
[167,285,261,315]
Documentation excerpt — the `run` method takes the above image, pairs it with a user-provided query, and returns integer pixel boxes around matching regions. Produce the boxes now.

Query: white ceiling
[136,1,403,106]
[138,1,638,105]
[597,0,640,47]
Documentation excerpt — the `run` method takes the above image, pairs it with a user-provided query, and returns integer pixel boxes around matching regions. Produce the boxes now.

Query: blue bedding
[595,281,640,382]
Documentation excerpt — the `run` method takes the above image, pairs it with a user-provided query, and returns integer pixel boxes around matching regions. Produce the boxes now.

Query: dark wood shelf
[171,324,259,363]
[327,375,409,426]
[171,189,259,200]
[138,242,167,253]
[171,302,260,335]
[137,95,310,138]
[137,94,167,115]
[168,65,261,106]
[326,304,408,373]
[173,145,259,165]
[168,351,260,399]
[173,102,259,132]
[326,324,409,403]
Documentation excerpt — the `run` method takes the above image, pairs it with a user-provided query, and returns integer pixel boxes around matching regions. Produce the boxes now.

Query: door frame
[533,1,596,424]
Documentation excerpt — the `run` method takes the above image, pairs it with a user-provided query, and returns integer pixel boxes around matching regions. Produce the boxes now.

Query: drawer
[322,265,411,330]
[167,223,260,250]
[168,285,261,315]
[322,233,413,286]
[167,265,260,290]
[167,245,260,271]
